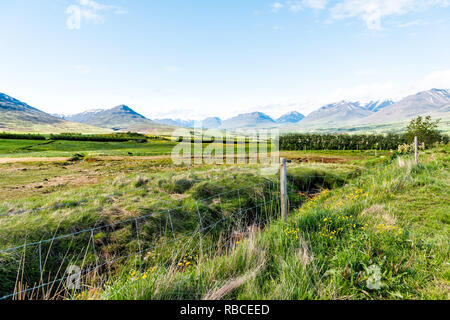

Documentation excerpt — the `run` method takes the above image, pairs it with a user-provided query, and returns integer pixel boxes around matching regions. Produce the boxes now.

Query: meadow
[0,138,177,158]
[95,146,449,300]
[0,135,448,300]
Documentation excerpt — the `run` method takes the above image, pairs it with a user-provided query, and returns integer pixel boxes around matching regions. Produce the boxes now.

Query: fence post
[414,136,419,164]
[280,158,287,221]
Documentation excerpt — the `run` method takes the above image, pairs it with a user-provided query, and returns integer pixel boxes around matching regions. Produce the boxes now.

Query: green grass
[0,154,355,298]
[0,138,272,158]
[0,138,177,157]
[90,146,449,300]
[0,141,448,300]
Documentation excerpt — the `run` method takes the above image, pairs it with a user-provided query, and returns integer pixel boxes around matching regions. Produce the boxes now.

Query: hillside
[364,100,394,112]
[64,105,176,134]
[276,111,305,124]
[0,93,110,134]
[202,117,222,129]
[220,112,276,129]
[358,89,450,125]
[300,101,373,126]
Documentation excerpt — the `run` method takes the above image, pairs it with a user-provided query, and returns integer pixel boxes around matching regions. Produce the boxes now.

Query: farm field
[0,138,178,158]
[0,139,448,300]
[0,137,274,160]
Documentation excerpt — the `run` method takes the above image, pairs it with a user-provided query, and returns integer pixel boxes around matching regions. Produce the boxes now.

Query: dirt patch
[0,157,70,164]
[290,157,347,164]
[0,155,171,164]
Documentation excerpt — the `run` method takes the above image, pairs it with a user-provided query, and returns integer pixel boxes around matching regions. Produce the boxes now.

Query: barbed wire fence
[0,159,364,300]
[0,176,283,300]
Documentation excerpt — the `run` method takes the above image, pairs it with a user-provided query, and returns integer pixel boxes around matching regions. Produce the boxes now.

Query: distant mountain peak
[276,111,305,124]
[320,100,359,110]
[220,111,275,129]
[429,88,449,93]
[107,105,147,120]
[114,104,131,110]
[201,117,222,129]
[302,100,372,125]
[358,88,450,125]
[62,104,168,131]
[0,92,107,133]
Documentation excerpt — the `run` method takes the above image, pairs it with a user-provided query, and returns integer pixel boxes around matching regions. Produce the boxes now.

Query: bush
[405,116,447,147]
[0,132,46,140]
[280,133,407,151]
[49,132,148,142]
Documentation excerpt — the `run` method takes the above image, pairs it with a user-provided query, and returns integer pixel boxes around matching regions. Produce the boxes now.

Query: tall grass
[90,146,449,300]
[1,164,349,299]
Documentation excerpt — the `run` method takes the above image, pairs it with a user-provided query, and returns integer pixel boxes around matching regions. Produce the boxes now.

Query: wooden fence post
[414,136,418,164]
[280,158,287,221]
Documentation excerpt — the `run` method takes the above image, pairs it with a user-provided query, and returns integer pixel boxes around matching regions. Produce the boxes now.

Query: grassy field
[0,138,274,159]
[0,138,448,300]
[93,146,449,300]
[0,138,178,158]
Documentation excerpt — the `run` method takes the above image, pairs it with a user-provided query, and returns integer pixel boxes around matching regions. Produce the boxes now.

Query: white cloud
[330,0,450,30]
[66,0,125,30]
[278,0,328,12]
[423,69,450,89]
[271,2,284,12]
[272,0,450,30]
[302,0,328,10]
[397,19,423,27]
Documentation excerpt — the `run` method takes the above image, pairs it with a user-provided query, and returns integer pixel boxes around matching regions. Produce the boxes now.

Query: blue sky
[1,0,450,119]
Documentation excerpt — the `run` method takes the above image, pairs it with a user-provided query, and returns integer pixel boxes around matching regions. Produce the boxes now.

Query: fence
[0,176,283,300]
[0,158,360,300]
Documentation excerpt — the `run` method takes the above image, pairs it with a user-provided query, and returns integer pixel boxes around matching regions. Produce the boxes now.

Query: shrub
[405,116,446,147]
[0,132,46,140]
[49,132,148,142]
[280,133,407,151]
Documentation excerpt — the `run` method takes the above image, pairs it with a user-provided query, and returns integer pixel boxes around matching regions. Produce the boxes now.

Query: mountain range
[61,105,173,133]
[154,111,305,129]
[1,88,449,134]
[357,89,450,125]
[0,93,109,133]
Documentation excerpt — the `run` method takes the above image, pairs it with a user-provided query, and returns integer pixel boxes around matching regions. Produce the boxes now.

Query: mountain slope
[65,105,176,133]
[300,101,374,126]
[364,100,394,112]
[202,117,222,129]
[276,111,305,124]
[0,93,109,133]
[220,112,276,129]
[359,89,450,124]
